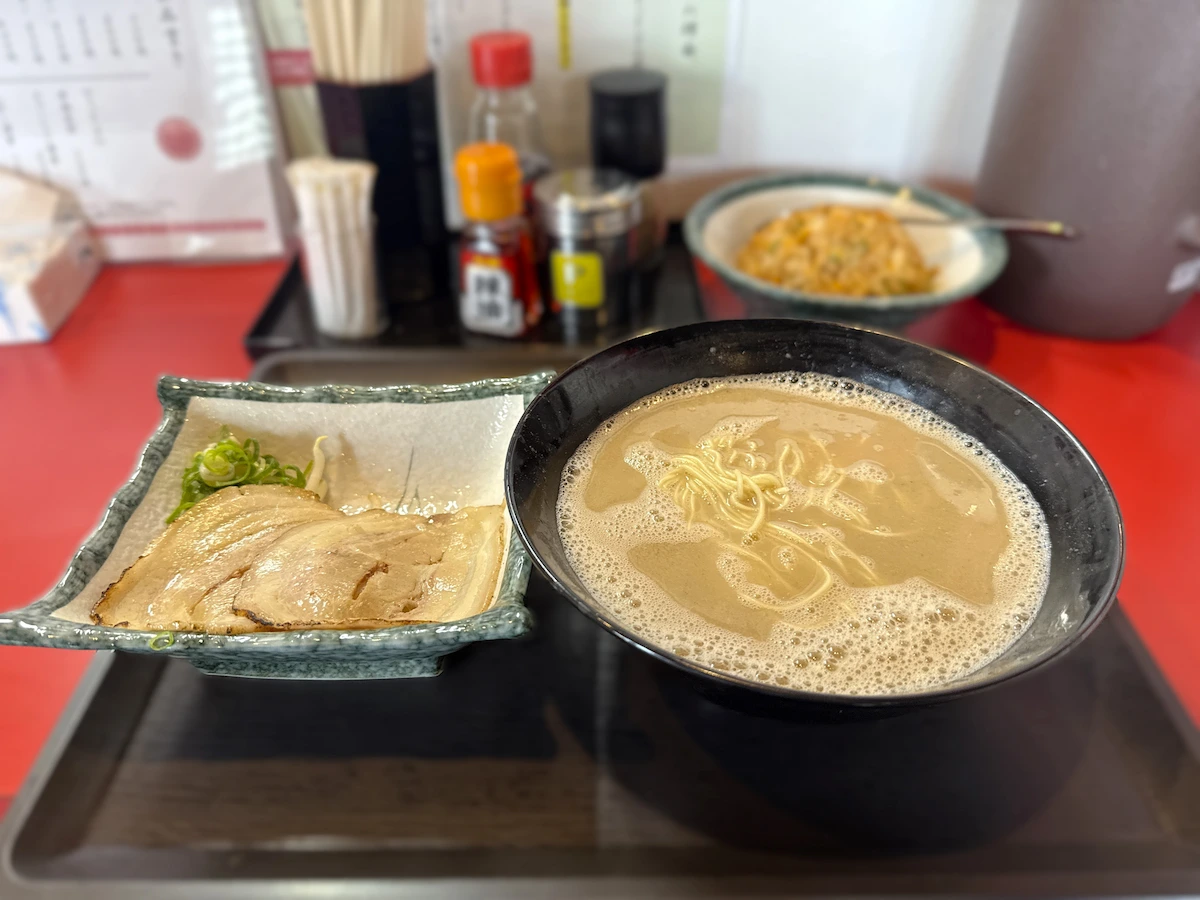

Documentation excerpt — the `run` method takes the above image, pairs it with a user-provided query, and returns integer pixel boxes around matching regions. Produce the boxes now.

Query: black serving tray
[1,576,1197,897]
[244,227,703,360]
[250,344,592,386]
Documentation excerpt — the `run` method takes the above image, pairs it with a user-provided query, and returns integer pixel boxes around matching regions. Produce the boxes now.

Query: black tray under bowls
[245,227,704,360]
[1,357,1199,897]
[0,591,1197,897]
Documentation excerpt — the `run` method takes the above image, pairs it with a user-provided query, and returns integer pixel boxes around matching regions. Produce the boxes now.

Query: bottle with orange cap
[454,142,542,338]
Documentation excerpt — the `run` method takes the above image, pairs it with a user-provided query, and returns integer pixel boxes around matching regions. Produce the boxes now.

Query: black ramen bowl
[505,319,1123,713]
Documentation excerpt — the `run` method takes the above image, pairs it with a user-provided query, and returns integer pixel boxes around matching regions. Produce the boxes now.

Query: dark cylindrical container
[976,0,1200,339]
[590,68,668,314]
[317,71,449,307]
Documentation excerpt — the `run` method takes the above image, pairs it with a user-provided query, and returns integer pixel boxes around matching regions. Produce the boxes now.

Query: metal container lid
[533,168,642,240]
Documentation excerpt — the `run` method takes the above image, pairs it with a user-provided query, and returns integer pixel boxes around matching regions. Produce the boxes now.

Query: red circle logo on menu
[156,117,203,161]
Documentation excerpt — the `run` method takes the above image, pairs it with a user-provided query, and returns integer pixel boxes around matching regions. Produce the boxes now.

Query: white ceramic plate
[685,173,1008,328]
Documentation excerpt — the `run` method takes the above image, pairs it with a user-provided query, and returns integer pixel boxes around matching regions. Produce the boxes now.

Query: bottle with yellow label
[454,142,542,338]
[532,168,642,343]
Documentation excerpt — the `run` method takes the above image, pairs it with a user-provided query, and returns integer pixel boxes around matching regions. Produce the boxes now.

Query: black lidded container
[590,68,667,181]
[317,71,450,307]
[589,68,668,312]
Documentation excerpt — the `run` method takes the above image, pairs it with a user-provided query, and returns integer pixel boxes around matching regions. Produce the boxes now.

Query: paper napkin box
[0,220,101,345]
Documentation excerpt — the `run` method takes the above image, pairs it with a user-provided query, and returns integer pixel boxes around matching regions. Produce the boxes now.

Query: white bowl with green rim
[684,172,1009,330]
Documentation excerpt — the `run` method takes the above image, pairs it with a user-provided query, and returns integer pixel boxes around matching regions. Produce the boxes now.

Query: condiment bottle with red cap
[468,31,550,197]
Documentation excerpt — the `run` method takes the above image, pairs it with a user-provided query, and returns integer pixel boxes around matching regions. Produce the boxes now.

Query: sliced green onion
[148,631,175,651]
[165,426,315,523]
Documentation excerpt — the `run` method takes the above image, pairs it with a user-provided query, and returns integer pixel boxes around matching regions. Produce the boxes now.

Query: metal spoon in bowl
[894,217,1080,239]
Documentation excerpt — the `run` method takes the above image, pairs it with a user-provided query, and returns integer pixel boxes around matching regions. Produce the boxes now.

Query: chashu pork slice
[92,485,341,632]
[415,507,507,622]
[232,505,505,629]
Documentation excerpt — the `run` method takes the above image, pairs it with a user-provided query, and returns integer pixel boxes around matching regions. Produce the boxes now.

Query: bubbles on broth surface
[556,372,1051,696]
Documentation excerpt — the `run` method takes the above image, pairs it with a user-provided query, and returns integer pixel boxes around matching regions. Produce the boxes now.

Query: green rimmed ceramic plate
[684,172,1009,329]
[0,373,552,679]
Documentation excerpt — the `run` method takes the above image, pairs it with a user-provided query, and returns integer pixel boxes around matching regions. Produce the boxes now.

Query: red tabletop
[1,260,1197,808]
[0,260,286,801]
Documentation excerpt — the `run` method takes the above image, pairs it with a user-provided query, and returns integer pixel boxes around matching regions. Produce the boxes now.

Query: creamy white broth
[557,373,1050,695]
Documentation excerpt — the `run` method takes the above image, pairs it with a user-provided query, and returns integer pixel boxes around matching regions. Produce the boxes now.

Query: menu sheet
[0,0,291,261]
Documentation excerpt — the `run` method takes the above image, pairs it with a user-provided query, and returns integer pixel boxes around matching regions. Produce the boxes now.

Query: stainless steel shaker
[533,168,642,344]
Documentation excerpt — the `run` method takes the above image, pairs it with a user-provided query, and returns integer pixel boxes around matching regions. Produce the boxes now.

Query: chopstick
[303,0,429,84]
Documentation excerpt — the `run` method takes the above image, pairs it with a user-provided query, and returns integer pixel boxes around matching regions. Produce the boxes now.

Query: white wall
[432,0,1022,220]
[713,0,1020,189]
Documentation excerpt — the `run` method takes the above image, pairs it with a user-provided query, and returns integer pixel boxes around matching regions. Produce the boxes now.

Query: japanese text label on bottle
[459,238,541,337]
